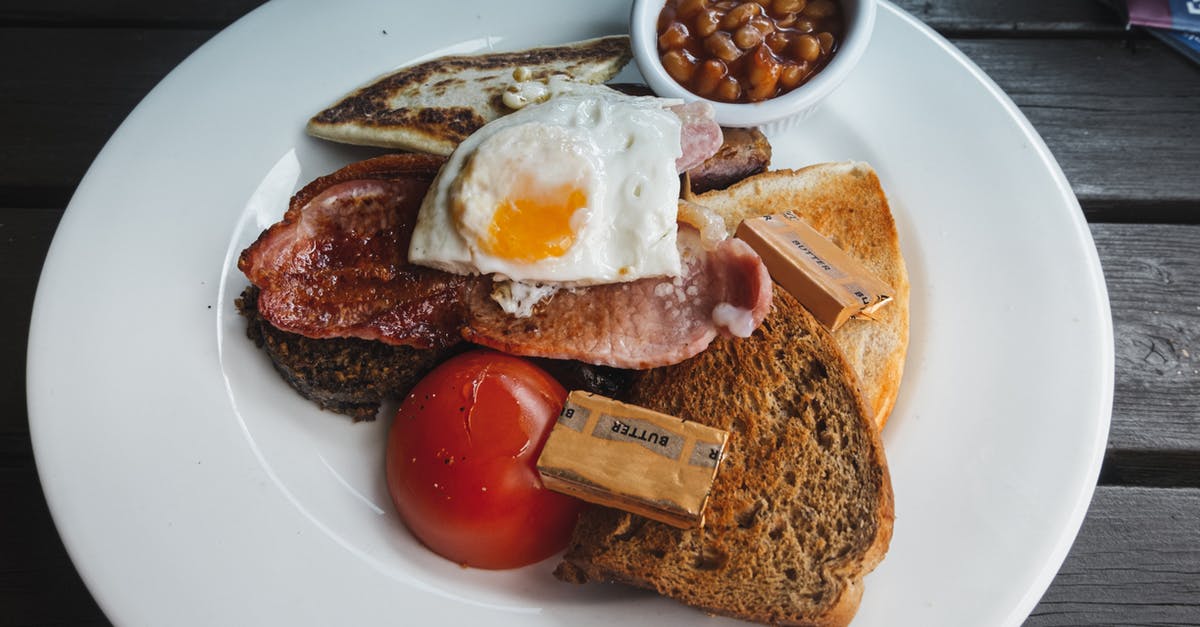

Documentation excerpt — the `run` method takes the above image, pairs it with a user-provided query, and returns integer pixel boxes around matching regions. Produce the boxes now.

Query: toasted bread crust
[307,36,632,155]
[556,289,894,626]
[697,162,909,430]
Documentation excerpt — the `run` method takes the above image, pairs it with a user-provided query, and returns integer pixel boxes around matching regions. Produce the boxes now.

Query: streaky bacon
[239,140,772,369]
[237,154,477,349]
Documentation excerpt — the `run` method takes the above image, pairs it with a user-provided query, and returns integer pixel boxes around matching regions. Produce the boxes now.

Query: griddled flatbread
[697,162,910,430]
[307,35,632,156]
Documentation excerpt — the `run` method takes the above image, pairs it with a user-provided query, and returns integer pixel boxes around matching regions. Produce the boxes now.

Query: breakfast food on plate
[537,390,733,530]
[234,32,908,626]
[555,288,893,626]
[236,118,772,418]
[239,153,468,348]
[242,86,775,373]
[307,35,633,155]
[695,162,909,429]
[656,0,845,102]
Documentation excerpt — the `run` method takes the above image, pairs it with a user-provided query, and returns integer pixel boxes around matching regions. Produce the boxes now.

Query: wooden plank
[1101,449,1200,488]
[1092,223,1200,454]
[0,28,213,206]
[954,38,1200,219]
[0,465,110,627]
[1027,486,1200,626]
[0,0,1122,33]
[0,209,62,437]
[0,0,261,27]
[893,0,1124,35]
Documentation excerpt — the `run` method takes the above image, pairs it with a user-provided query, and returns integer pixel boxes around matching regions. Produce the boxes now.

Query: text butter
[736,211,893,331]
[536,391,730,529]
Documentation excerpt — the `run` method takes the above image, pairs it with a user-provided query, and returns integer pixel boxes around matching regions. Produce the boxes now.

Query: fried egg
[408,83,684,302]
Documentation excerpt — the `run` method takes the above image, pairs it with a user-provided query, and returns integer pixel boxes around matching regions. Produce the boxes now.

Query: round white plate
[28,1,1113,625]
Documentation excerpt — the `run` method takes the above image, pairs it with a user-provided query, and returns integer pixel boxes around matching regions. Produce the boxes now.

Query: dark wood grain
[0,1,1125,35]
[892,0,1124,36]
[0,28,213,207]
[1026,486,1200,626]
[0,465,110,627]
[0,209,61,435]
[0,0,261,27]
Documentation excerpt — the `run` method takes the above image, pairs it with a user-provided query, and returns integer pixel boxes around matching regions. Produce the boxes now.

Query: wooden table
[2,1,1197,624]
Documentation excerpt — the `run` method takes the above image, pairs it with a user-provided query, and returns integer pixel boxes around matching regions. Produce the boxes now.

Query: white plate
[27,1,1113,625]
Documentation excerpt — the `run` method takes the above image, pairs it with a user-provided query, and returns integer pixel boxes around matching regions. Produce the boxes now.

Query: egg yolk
[483,177,587,262]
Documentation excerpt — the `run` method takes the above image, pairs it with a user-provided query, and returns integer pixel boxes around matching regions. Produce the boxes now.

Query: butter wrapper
[736,211,893,330]
[536,391,730,529]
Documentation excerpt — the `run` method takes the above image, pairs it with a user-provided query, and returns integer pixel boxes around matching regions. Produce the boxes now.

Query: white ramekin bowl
[630,0,876,134]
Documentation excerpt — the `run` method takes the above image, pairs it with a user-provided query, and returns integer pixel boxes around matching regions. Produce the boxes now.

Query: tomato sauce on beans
[656,0,844,103]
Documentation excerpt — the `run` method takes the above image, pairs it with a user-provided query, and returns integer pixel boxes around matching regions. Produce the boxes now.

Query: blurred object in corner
[1146,27,1200,64]
[1125,0,1200,32]
[1105,0,1200,65]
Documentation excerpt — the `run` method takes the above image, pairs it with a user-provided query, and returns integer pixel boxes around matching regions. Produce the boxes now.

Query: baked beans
[656,0,844,103]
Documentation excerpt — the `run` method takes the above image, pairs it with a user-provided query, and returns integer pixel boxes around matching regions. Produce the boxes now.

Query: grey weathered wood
[1026,486,1200,626]
[953,38,1200,219]
[893,0,1124,35]
[1093,223,1200,454]
[0,0,1124,34]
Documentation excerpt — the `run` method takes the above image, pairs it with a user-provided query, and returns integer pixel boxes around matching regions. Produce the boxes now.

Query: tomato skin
[385,350,584,569]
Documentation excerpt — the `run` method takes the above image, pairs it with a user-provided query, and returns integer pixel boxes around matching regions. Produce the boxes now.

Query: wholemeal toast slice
[697,162,909,430]
[555,288,893,626]
[307,35,632,155]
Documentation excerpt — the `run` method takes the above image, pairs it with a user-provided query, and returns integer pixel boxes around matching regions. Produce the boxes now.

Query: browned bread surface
[697,162,910,430]
[307,36,632,155]
[556,288,894,626]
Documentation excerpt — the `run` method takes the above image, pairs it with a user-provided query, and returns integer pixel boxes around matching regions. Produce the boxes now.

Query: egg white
[408,82,684,288]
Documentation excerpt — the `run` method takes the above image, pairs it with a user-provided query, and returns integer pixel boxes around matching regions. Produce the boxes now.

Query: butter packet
[536,391,730,529]
[736,211,893,330]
